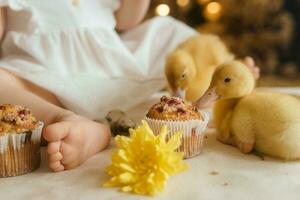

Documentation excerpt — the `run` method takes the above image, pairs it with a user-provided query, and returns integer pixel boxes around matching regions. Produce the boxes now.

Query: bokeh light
[206,2,221,15]
[155,4,170,16]
[204,1,222,21]
[177,0,190,7]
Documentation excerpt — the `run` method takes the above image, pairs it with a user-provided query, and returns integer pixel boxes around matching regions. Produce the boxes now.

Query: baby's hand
[43,113,111,172]
[243,57,260,80]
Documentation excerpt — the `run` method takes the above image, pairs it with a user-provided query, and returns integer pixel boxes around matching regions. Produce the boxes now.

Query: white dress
[0,0,196,120]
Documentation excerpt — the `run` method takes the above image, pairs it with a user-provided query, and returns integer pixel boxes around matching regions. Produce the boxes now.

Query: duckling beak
[173,88,186,99]
[196,87,220,108]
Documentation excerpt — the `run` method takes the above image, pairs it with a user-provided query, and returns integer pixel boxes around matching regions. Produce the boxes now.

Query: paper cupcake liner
[0,122,43,178]
[145,111,209,159]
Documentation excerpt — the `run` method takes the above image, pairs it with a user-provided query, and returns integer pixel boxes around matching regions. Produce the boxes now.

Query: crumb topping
[0,104,39,135]
[146,96,202,121]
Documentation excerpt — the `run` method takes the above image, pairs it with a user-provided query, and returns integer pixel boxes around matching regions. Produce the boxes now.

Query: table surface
[1,88,300,200]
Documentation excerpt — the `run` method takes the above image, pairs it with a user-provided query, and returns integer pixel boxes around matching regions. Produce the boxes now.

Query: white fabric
[1,89,300,200]
[0,0,196,120]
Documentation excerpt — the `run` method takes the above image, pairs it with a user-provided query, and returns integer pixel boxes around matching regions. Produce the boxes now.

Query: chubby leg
[0,68,64,123]
[0,68,111,172]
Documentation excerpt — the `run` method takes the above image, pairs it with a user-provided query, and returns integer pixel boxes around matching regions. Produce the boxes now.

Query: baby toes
[47,141,61,154]
[47,142,64,172]
[49,161,64,172]
[49,152,63,162]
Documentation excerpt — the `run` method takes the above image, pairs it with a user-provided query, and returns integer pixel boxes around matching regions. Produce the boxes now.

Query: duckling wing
[232,92,300,160]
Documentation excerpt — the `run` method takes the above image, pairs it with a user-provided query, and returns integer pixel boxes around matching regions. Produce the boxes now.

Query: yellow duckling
[165,34,234,102]
[197,60,300,160]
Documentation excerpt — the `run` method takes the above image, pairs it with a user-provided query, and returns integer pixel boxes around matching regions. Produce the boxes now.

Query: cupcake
[145,96,209,158]
[0,104,43,177]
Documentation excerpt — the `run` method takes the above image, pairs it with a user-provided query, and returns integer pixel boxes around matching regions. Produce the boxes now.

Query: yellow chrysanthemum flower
[103,120,188,196]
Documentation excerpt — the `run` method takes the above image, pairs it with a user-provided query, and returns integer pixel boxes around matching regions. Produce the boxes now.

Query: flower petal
[115,135,131,149]
[158,125,168,144]
[118,172,135,184]
[103,178,123,187]
[118,163,136,173]
[121,185,133,192]
[166,131,183,151]
[111,149,129,163]
[102,121,188,196]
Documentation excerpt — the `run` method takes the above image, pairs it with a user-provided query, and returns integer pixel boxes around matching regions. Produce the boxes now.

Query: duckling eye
[224,77,231,83]
[181,74,186,80]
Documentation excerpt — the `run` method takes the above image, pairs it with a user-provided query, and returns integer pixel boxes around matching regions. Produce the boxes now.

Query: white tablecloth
[1,88,300,200]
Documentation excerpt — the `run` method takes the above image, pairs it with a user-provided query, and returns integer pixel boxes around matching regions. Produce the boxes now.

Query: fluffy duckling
[165,34,234,102]
[197,60,300,160]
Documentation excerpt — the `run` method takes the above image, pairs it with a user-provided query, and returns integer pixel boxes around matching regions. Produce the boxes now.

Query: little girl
[0,0,196,172]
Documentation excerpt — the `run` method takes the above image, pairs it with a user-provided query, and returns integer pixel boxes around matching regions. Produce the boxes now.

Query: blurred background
[146,0,300,86]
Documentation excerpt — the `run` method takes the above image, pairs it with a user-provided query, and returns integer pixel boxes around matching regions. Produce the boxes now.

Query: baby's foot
[43,113,111,172]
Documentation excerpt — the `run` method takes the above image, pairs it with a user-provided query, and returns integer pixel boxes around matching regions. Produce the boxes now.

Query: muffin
[0,104,43,177]
[145,96,209,158]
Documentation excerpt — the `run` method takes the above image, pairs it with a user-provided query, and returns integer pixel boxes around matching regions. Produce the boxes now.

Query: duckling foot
[236,140,254,154]
[217,134,235,145]
[252,150,265,160]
